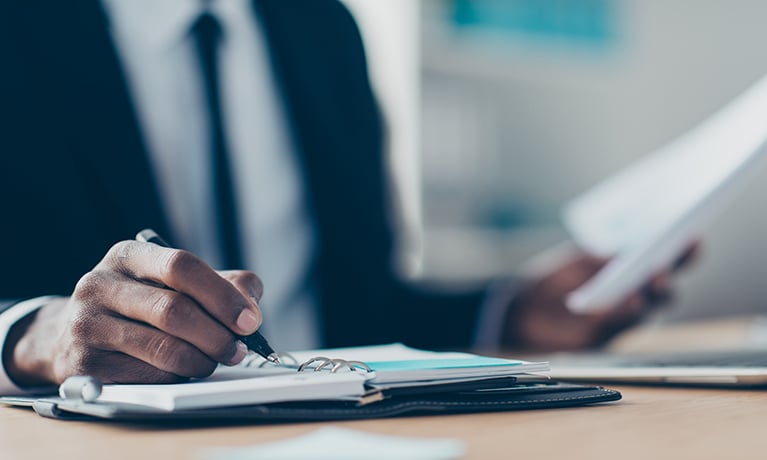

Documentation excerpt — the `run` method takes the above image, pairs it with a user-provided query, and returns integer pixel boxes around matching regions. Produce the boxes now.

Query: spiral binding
[297,357,372,373]
[241,352,373,373]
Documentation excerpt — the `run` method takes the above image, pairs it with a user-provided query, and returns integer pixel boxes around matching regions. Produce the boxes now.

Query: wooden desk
[2,385,766,459]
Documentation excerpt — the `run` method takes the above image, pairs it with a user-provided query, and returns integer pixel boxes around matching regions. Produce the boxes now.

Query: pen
[136,228,281,365]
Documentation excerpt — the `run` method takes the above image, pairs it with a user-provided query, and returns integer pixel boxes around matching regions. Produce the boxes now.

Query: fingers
[565,253,609,278]
[605,294,645,327]
[578,273,673,347]
[80,271,248,366]
[584,294,646,346]
[641,273,673,305]
[673,240,702,271]
[99,354,186,385]
[631,240,700,308]
[69,311,219,380]
[97,241,262,336]
[64,350,187,385]
[45,241,270,385]
[219,270,265,303]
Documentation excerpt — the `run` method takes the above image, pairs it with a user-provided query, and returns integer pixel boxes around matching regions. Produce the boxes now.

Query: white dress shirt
[0,0,319,394]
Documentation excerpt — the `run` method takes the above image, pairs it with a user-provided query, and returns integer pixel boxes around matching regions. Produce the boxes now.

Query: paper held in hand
[563,72,767,313]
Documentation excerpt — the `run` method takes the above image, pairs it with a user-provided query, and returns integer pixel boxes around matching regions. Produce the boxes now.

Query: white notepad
[285,343,549,384]
[98,371,368,412]
[91,344,547,411]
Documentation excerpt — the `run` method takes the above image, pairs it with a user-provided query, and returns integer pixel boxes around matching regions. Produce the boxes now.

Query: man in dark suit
[0,0,686,392]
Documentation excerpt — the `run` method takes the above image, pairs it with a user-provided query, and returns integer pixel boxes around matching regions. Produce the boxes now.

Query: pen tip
[266,354,281,365]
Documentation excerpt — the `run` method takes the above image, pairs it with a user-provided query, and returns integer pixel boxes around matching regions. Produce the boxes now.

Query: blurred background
[342,0,767,326]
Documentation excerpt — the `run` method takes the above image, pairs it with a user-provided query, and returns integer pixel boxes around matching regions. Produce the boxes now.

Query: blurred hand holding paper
[563,72,767,313]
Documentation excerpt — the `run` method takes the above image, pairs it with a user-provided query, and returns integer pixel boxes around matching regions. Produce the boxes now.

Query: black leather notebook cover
[14,381,620,425]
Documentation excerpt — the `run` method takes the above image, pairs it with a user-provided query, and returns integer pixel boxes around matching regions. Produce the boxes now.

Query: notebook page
[285,343,549,384]
[96,371,370,411]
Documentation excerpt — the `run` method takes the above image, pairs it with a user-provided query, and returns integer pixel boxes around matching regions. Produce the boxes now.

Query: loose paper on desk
[563,72,767,313]
[199,427,466,460]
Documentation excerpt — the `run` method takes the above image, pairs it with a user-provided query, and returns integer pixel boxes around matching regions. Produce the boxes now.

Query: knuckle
[146,335,184,370]
[149,292,192,330]
[105,240,136,270]
[212,338,239,363]
[68,311,97,340]
[72,271,107,304]
[229,271,264,300]
[146,335,212,377]
[163,249,202,281]
[136,368,186,384]
[68,348,100,377]
[190,360,217,379]
[248,273,265,300]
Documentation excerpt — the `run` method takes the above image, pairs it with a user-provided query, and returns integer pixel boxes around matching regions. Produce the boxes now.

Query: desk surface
[2,385,765,460]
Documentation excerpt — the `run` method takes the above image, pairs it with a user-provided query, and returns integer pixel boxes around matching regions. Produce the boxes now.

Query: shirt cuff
[0,296,60,395]
[473,279,526,352]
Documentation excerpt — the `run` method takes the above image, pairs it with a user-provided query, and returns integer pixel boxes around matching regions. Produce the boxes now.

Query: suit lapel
[251,0,396,345]
[46,0,173,241]
[249,0,368,240]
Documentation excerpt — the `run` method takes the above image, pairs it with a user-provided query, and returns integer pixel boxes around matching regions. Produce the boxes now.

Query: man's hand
[505,244,699,351]
[5,241,264,386]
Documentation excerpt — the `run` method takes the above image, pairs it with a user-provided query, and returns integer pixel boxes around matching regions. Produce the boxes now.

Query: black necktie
[190,12,243,269]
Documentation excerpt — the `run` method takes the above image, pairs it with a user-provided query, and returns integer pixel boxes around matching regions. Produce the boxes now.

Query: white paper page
[200,427,465,460]
[93,344,548,411]
[563,72,767,312]
[97,371,369,411]
[234,343,548,384]
[285,343,549,383]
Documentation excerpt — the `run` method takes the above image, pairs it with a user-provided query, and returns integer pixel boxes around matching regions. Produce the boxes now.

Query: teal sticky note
[366,358,522,371]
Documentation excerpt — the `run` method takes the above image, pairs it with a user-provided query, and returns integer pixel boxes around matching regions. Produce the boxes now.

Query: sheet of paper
[281,343,549,383]
[563,72,767,312]
[97,371,369,411]
[199,427,466,460]
[92,344,548,411]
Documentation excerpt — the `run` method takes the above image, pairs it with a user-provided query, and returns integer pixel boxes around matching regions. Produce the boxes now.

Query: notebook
[97,372,369,412]
[284,343,550,385]
[66,344,550,412]
[0,344,623,422]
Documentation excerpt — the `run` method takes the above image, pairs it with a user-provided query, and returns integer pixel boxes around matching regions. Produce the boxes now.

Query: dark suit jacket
[0,0,488,349]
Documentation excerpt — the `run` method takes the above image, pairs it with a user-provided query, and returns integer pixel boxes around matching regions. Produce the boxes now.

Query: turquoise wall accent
[453,0,615,45]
